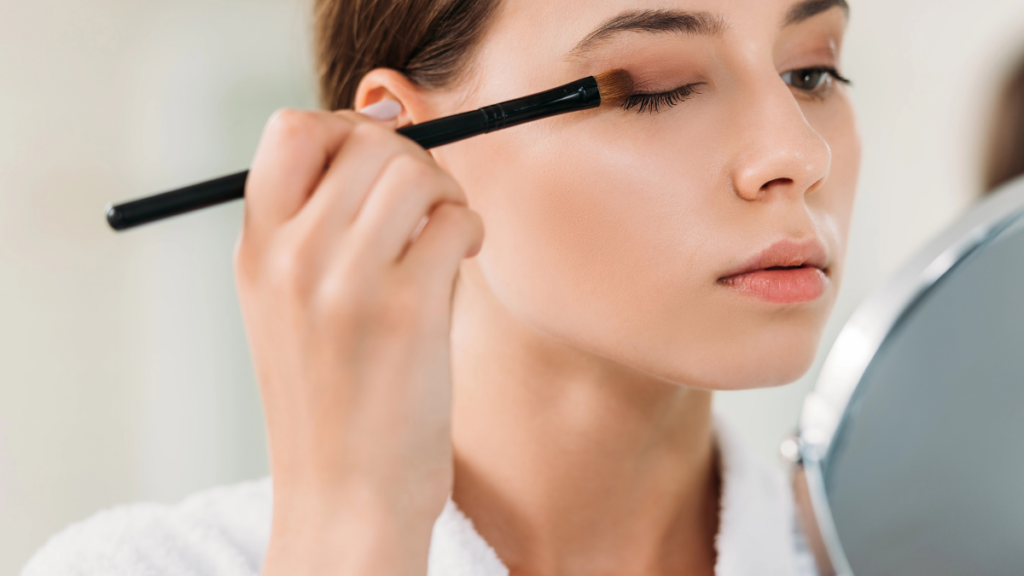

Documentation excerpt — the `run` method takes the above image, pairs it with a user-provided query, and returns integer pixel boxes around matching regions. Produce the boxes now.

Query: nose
[727,73,832,202]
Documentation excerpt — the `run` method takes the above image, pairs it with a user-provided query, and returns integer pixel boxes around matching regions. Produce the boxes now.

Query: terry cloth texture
[22,416,816,576]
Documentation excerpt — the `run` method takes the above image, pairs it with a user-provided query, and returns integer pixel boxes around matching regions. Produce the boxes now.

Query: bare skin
[237,0,859,575]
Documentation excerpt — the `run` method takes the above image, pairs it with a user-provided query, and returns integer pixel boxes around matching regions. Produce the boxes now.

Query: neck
[449,268,719,576]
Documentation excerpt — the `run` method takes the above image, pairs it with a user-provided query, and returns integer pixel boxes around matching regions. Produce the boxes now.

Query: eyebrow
[783,0,850,26]
[566,1,849,60]
[567,9,725,58]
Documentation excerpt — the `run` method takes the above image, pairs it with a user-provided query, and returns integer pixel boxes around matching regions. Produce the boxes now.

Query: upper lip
[718,238,829,280]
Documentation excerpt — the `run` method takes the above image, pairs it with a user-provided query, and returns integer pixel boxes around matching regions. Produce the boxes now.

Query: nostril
[760,177,794,191]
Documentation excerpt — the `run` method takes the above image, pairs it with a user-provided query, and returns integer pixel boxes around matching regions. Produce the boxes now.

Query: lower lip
[718,267,828,304]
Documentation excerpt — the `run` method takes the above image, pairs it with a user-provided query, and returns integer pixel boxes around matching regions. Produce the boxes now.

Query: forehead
[487,0,806,53]
[474,0,846,69]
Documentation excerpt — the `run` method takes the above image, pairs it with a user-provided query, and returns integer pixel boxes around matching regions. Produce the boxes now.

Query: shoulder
[21,478,272,576]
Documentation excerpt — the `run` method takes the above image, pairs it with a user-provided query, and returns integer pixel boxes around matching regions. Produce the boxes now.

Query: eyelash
[620,67,852,115]
[621,84,702,114]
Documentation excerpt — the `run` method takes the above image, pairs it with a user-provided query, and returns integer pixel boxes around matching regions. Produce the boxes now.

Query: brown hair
[984,53,1024,193]
[314,0,503,111]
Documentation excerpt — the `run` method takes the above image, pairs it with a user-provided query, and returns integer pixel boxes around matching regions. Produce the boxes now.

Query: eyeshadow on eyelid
[626,73,703,93]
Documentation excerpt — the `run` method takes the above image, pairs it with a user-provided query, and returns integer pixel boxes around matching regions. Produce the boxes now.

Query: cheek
[439,110,741,376]
[471,118,711,291]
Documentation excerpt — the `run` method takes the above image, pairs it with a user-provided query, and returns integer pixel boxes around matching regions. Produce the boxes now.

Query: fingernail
[358,100,402,121]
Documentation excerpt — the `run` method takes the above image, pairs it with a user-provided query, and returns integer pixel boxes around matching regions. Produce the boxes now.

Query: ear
[353,68,434,129]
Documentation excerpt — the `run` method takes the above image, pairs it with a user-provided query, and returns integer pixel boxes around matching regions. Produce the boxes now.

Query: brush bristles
[595,69,634,107]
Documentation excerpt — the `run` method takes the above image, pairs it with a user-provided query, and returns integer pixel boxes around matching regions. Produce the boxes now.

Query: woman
[24,0,859,575]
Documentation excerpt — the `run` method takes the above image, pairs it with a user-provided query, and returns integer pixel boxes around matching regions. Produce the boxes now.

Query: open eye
[781,67,851,94]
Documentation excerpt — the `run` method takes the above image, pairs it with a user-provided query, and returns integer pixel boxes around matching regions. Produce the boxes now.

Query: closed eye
[621,84,702,114]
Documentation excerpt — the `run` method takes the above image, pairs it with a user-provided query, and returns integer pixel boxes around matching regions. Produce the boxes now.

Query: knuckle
[311,272,362,325]
[265,238,315,297]
[265,108,309,140]
[263,108,332,146]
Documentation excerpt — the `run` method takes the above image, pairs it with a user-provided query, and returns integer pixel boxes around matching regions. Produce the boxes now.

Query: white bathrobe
[22,417,817,576]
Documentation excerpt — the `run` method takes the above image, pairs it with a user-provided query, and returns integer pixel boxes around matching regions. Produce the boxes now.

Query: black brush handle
[106,76,601,231]
[106,171,249,230]
[104,118,457,231]
[104,118,444,231]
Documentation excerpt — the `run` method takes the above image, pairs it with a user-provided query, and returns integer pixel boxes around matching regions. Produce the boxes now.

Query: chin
[592,307,830,392]
[715,335,821,390]
[678,319,825,391]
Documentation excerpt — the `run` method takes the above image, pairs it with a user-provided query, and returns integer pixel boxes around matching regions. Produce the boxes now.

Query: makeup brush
[106,69,633,231]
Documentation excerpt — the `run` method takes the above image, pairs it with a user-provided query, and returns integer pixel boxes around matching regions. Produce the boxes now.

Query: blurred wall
[1,0,1023,572]
[0,0,315,572]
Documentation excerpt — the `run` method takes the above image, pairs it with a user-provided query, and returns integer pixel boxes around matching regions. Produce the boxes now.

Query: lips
[718,239,830,304]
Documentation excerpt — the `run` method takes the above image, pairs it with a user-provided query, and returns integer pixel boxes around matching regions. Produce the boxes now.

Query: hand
[234,105,483,576]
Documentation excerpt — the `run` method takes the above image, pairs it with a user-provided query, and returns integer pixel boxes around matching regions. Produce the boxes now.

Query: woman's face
[429,0,859,390]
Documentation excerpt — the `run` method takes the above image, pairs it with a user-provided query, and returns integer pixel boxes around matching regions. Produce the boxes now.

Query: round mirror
[794,176,1024,576]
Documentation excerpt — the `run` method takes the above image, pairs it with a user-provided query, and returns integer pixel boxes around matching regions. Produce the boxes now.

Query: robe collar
[427,416,805,576]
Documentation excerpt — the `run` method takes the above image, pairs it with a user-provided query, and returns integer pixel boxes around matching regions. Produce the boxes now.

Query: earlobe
[353,68,430,129]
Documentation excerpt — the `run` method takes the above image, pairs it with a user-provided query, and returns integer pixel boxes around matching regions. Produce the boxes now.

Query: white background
[2,0,1023,572]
